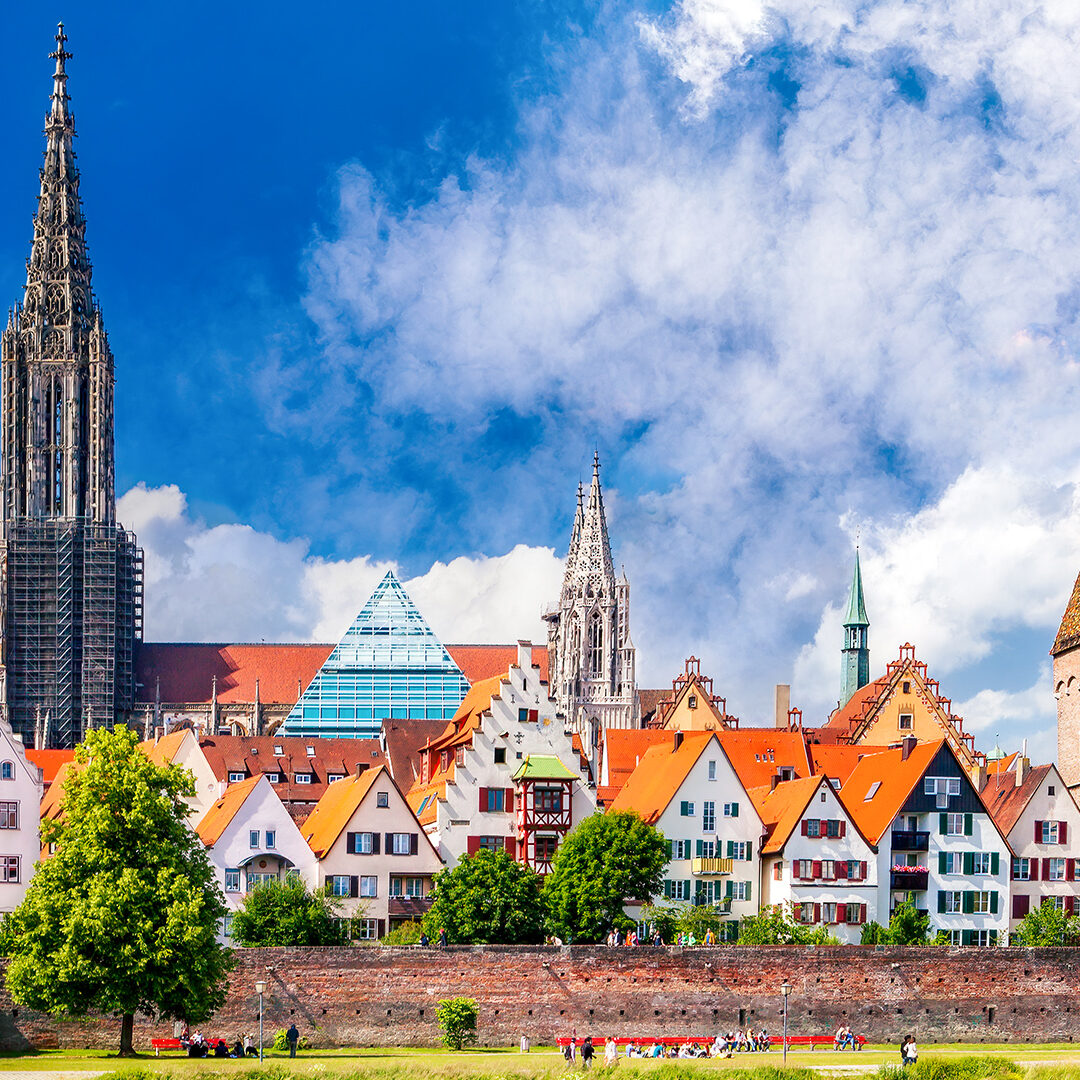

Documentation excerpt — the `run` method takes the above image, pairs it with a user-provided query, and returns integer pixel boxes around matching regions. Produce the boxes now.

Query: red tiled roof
[981,764,1056,836]
[716,728,814,791]
[602,729,680,798]
[135,642,548,704]
[196,776,263,847]
[609,733,718,824]
[1053,571,1080,656]
[24,748,75,785]
[751,775,824,854]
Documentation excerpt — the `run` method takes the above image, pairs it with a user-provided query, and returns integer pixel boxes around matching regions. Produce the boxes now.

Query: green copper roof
[512,755,578,781]
[844,549,869,627]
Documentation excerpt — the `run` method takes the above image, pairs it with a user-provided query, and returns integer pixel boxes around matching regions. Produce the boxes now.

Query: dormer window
[228,771,245,783]
[306,746,316,757]
[295,773,312,785]
[274,745,284,756]
[328,774,344,783]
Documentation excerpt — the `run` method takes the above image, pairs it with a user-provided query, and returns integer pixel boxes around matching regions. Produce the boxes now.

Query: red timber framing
[515,776,574,874]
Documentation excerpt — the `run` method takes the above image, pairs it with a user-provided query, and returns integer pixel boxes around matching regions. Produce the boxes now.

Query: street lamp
[780,981,792,1065]
[255,980,267,1061]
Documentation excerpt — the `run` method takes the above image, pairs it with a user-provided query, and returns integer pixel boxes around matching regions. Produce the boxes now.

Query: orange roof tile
[840,740,945,844]
[139,730,191,767]
[40,760,75,821]
[752,776,824,854]
[300,767,383,858]
[24,748,74,785]
[196,775,263,846]
[135,642,549,705]
[602,729,680,797]
[809,743,891,783]
[1053,571,1080,656]
[988,752,1019,776]
[716,728,814,791]
[609,732,717,824]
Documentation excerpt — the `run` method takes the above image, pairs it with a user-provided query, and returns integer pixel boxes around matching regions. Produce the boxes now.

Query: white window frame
[972,891,991,914]
[329,875,351,897]
[359,875,378,898]
[702,801,716,832]
[377,791,390,808]
[354,918,379,940]
[943,891,962,914]
[945,813,965,836]
[228,771,245,783]
[707,760,717,781]
[224,868,240,892]
[1048,858,1067,881]
[249,830,259,849]
[294,773,312,785]
[391,833,411,855]
[971,852,990,875]
[1013,857,1030,881]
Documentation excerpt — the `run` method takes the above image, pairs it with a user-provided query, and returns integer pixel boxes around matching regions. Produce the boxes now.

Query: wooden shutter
[1068,860,1076,882]
[350,876,359,898]
[812,860,822,879]
[1043,858,1052,881]
[505,787,515,811]
[504,836,515,855]
[836,905,846,924]
[528,709,538,722]
[346,832,357,855]
[726,840,734,858]
[963,852,974,876]
[746,841,753,860]
[731,802,739,818]
[801,820,808,836]
[377,920,385,938]
[962,929,974,946]
[991,852,1000,876]
[695,839,703,858]
[964,813,973,836]
[745,882,752,902]
[680,801,689,816]
[667,839,674,859]
[1029,858,1039,880]
[940,813,949,834]
[990,891,999,915]
[836,861,848,880]
[859,904,867,924]
[839,821,846,838]
[372,832,381,855]
[410,833,419,855]
[813,903,821,923]
[962,890,974,914]
[479,788,489,812]
[467,836,480,856]
[938,891,946,914]
[1067,897,1076,916]
[664,880,673,898]
[1013,893,1030,919]
[724,879,733,898]
[1035,820,1043,843]
[1061,822,1069,844]
[938,851,948,874]
[684,879,691,898]
[774,862,782,880]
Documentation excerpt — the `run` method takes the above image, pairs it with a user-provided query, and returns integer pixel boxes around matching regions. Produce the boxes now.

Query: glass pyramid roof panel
[279,570,471,739]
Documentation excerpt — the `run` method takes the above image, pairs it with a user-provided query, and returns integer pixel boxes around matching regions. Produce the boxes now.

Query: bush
[379,920,424,946]
[435,996,478,1051]
[271,1028,312,1052]
[877,1057,1022,1080]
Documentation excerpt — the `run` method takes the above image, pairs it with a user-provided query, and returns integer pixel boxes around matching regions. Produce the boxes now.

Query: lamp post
[780,981,792,1065]
[255,980,267,1061]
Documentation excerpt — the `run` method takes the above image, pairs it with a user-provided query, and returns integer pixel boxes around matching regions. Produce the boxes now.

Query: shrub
[380,920,424,946]
[271,1028,312,1052]
[435,996,478,1051]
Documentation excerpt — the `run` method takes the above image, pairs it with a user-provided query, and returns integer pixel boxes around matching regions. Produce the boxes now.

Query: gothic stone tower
[0,26,143,748]
[543,454,638,742]
[1053,572,1080,787]
[840,549,870,707]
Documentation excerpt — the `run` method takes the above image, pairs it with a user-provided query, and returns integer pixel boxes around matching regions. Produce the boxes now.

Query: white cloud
[119,484,561,649]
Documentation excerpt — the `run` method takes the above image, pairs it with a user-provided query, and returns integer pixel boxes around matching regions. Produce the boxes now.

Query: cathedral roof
[1052,570,1080,656]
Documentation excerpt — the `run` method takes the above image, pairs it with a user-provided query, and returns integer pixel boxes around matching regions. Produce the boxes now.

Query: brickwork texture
[2,945,1079,1051]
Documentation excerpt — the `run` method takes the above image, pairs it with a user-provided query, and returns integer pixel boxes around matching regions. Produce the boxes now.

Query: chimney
[1016,756,1031,787]
[673,730,684,752]
[901,736,916,760]
[774,684,791,729]
[155,726,164,743]
[356,762,369,777]
[971,762,987,791]
[517,640,532,671]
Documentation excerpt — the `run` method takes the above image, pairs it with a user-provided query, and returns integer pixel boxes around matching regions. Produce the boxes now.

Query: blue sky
[2,2,1079,761]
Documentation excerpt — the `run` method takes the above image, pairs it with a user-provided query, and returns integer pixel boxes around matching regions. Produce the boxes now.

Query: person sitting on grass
[232,1039,244,1058]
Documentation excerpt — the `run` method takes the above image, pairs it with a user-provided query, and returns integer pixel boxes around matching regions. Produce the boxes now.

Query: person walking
[581,1036,595,1069]
[286,1023,300,1058]
[439,927,449,948]
[903,1036,917,1067]
[604,1036,619,1066]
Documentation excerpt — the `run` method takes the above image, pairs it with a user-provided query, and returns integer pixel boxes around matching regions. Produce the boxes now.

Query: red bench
[149,1038,235,1056]
[555,1035,864,1052]
[786,1035,866,1050]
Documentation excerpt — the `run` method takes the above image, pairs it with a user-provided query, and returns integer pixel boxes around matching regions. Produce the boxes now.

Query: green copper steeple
[841,549,870,706]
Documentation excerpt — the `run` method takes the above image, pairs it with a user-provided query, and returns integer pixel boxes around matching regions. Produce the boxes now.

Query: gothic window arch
[586,608,604,677]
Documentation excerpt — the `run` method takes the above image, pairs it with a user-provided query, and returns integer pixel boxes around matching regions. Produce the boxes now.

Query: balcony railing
[691,857,734,876]
[892,830,930,852]
[387,896,433,918]
[890,869,929,891]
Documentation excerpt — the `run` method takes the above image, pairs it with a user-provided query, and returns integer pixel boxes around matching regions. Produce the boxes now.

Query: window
[728,841,752,861]
[945,929,963,945]
[723,802,739,818]
[0,802,17,829]
[707,760,717,781]
[354,918,380,940]
[455,747,466,767]
[943,891,962,914]
[822,902,837,923]
[486,788,507,812]
[925,777,961,808]
[671,839,691,860]
[295,773,312,784]
[668,880,690,901]
[518,708,529,722]
[680,801,696,817]
[820,860,836,880]
[391,876,425,898]
[247,872,277,889]
[806,819,821,838]
[864,781,881,801]
[1048,858,1068,881]
[0,762,14,781]
[228,771,245,783]
[820,792,827,803]
[845,903,865,924]
[1048,895,1067,912]
[702,802,716,832]
[391,833,412,855]
[537,788,562,813]
[945,813,965,836]
[249,830,259,849]
[902,681,911,694]
[970,929,996,946]
[688,694,698,709]
[1049,786,1056,796]
[1040,821,1061,843]
[477,836,502,852]
[826,819,842,838]
[274,745,283,755]
[730,881,750,901]
[971,852,990,875]
[846,860,865,880]
[352,832,374,854]
[222,913,234,938]
[266,773,280,783]
[0,856,20,883]
[329,875,351,897]
[223,868,240,892]
[265,830,276,849]
[700,840,717,858]
[794,902,816,923]
[494,747,506,764]
[898,714,913,730]
[359,876,378,898]
[377,791,390,808]
[535,835,559,861]
[971,891,992,914]
[794,859,813,880]
[306,746,316,757]
[327,774,343,783]
[1013,857,1030,881]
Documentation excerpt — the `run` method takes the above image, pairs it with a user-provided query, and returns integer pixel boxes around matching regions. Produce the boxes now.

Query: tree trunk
[118,1013,136,1057]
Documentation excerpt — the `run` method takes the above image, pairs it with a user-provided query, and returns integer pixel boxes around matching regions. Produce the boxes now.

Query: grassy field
[2,1047,1080,1079]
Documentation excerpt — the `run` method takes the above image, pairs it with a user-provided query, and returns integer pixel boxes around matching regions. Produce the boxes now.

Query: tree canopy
[422,848,545,944]
[231,877,347,946]
[737,903,836,945]
[860,900,932,946]
[543,810,669,943]
[1013,899,1080,946]
[4,726,233,1055]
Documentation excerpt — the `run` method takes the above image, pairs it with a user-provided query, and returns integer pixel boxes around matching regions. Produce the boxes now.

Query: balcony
[892,830,929,852]
[890,868,929,891]
[691,857,734,876]
[387,896,433,918]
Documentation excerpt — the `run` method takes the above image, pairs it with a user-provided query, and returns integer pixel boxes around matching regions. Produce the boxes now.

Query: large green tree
[1014,899,1080,946]
[232,877,347,946]
[543,810,668,942]
[4,726,233,1055]
[422,848,544,943]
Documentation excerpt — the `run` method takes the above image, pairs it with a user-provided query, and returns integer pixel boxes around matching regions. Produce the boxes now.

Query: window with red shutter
[839,821,846,838]
[479,788,489,812]
[505,787,515,812]
[504,836,516,855]
[1061,822,1069,844]
[467,836,480,856]
[812,860,822,879]
[1013,894,1030,919]
[859,904,867,924]
[1036,820,1043,843]
[1043,858,1053,880]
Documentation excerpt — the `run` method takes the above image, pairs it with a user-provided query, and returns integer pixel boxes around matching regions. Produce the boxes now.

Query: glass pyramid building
[280,571,472,739]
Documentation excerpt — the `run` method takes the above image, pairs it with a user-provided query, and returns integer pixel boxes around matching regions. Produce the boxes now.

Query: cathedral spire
[21,21,96,354]
[841,548,870,706]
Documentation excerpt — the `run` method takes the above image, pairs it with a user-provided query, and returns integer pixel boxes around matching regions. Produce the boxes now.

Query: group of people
[563,1035,621,1067]
[603,929,661,947]
[178,1029,257,1059]
[600,928,728,947]
[900,1035,919,1066]
[417,928,449,947]
[562,1030,769,1064]
[834,1025,859,1050]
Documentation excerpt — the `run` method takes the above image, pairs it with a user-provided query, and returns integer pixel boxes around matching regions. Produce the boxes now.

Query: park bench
[786,1035,866,1050]
[149,1038,235,1056]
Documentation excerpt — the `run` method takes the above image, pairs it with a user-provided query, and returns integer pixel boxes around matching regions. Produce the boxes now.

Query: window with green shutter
[963,851,974,875]
[938,851,948,874]
[937,891,946,914]
[990,852,999,875]
[962,891,975,914]
[990,891,998,914]
[964,813,973,836]
[695,839,703,857]
[939,812,949,834]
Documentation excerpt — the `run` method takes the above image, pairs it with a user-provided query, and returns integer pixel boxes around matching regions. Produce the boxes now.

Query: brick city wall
[2,945,1080,1051]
